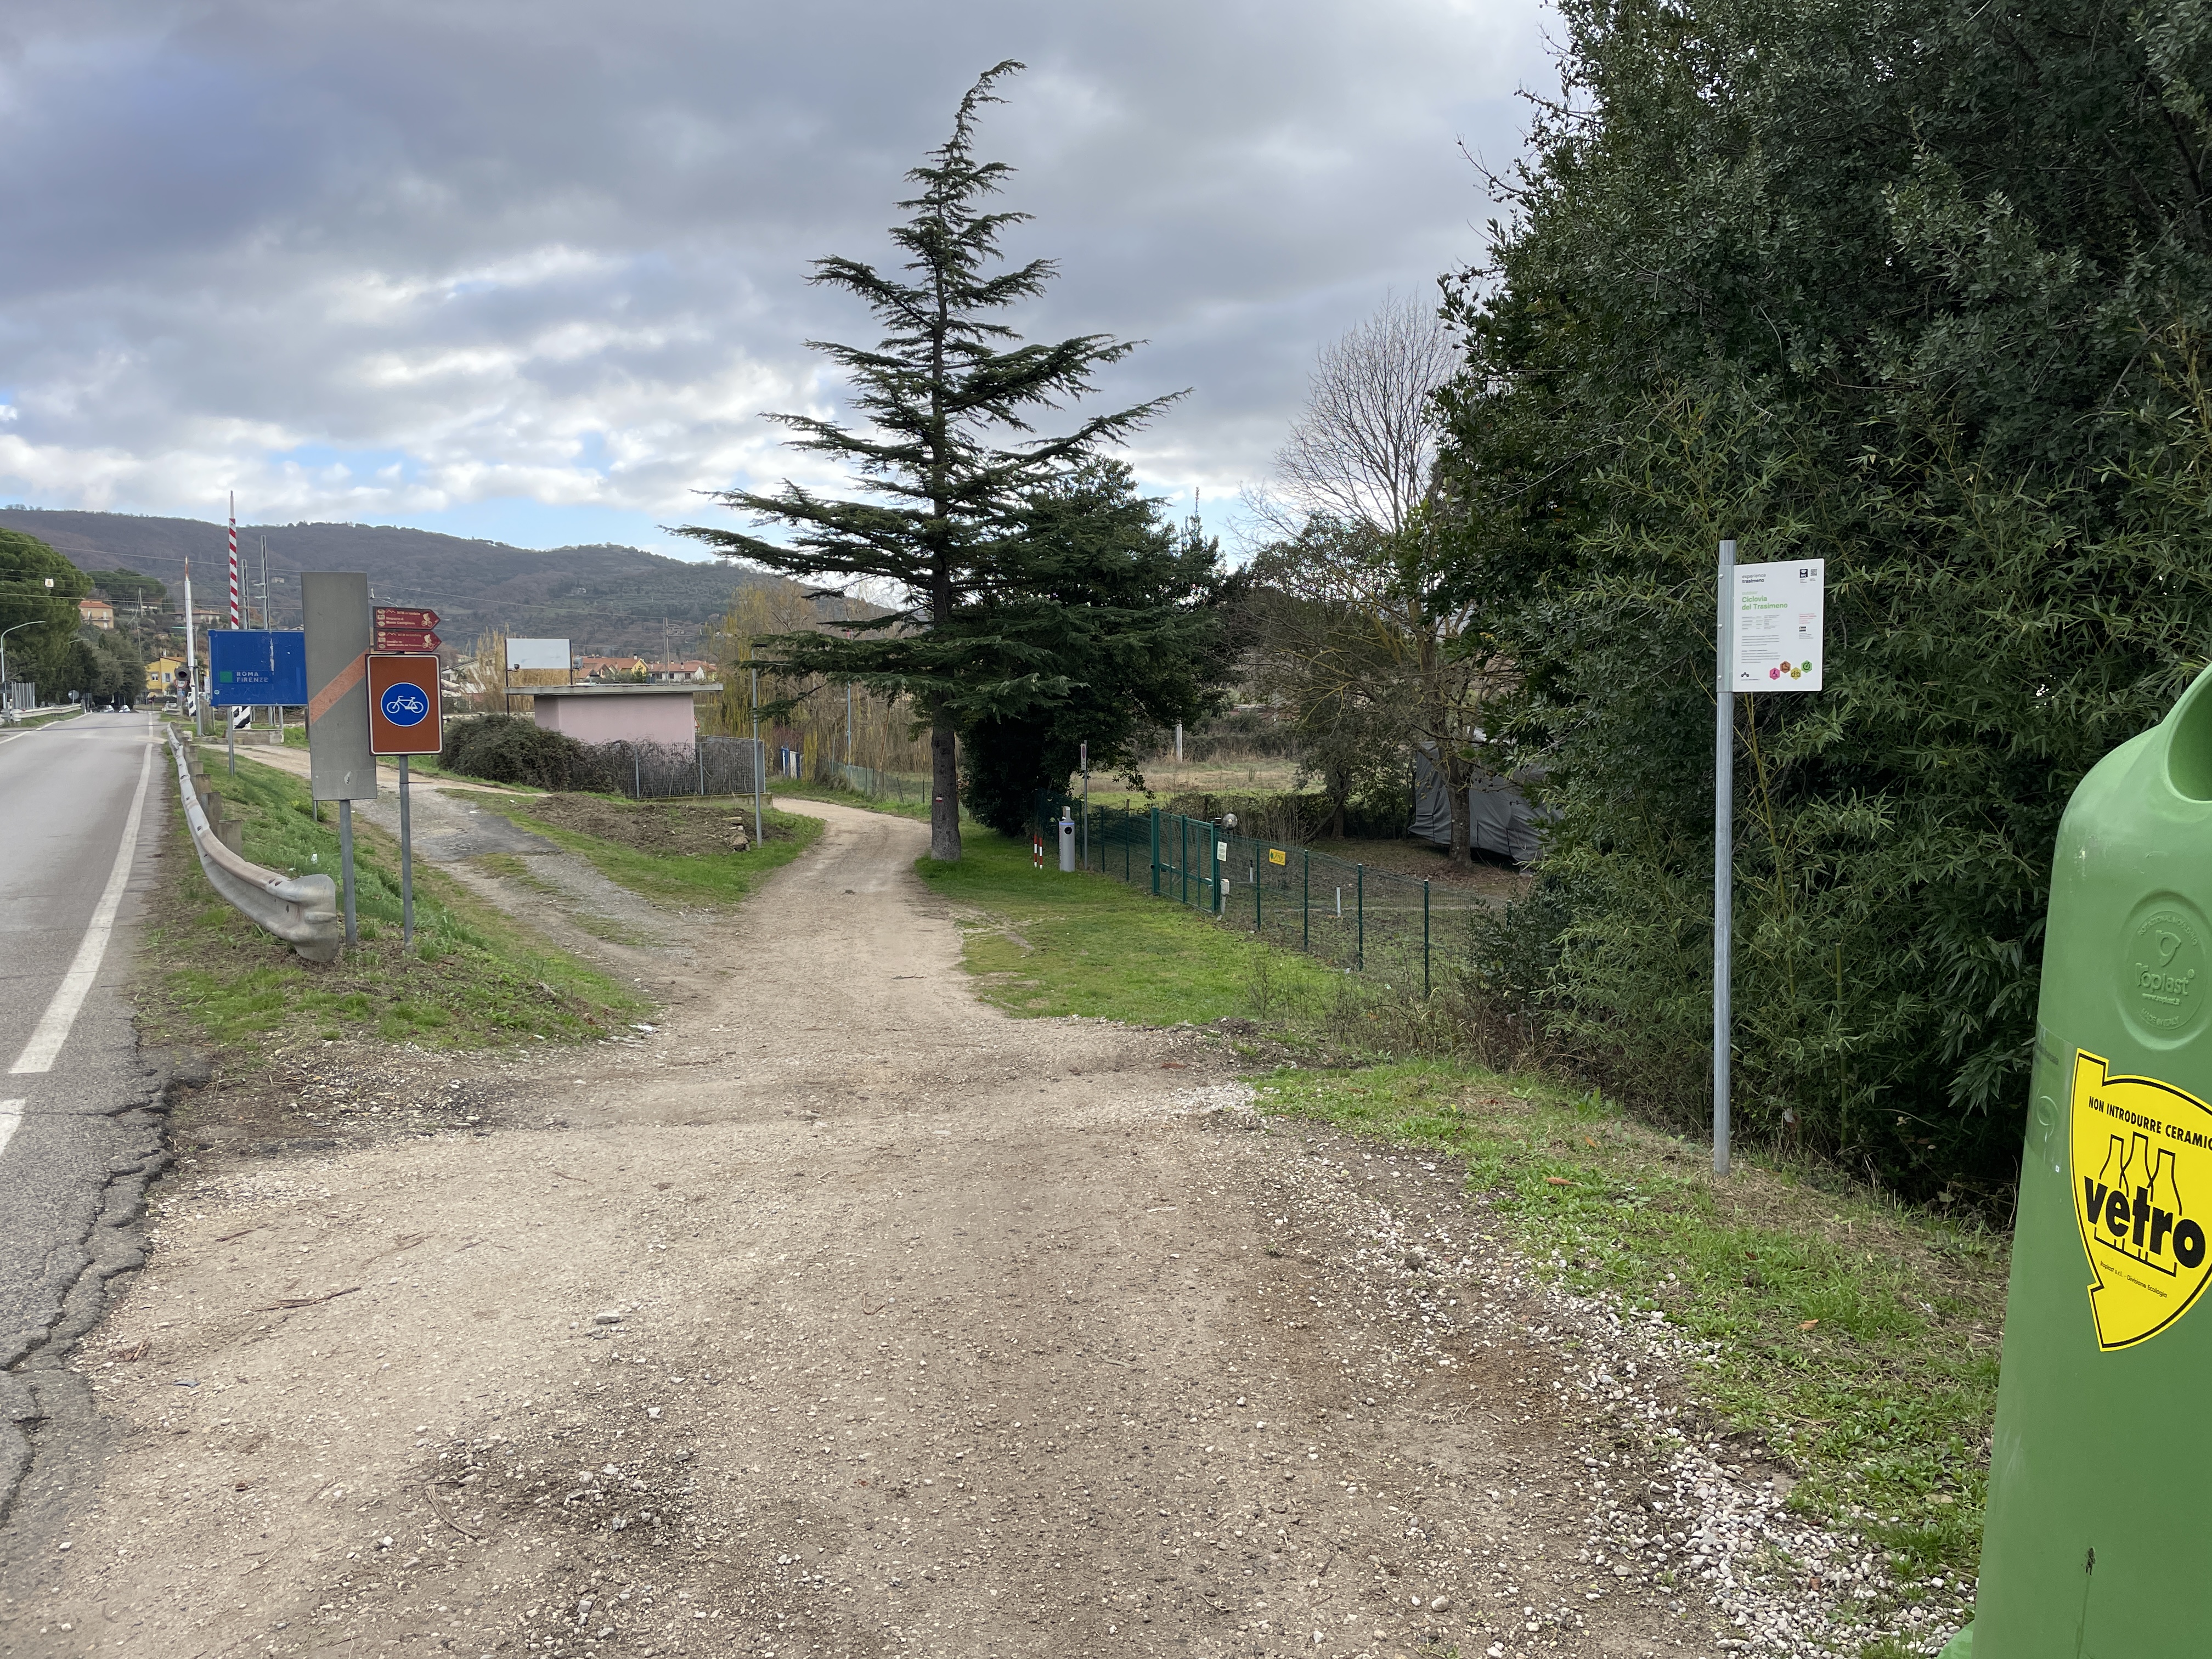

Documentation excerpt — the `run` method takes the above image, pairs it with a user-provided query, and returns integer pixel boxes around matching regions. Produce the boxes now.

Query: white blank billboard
[506,637,571,673]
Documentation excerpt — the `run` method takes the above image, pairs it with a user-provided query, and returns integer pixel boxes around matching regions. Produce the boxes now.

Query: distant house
[575,655,648,681]
[529,681,720,751]
[145,656,183,697]
[78,597,115,630]
[645,658,713,683]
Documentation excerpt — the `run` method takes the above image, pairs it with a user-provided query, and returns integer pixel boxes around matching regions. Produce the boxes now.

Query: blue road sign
[208,630,307,707]
[380,682,430,726]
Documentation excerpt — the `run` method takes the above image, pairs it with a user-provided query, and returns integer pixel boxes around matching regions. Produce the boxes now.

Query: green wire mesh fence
[1032,790,1489,994]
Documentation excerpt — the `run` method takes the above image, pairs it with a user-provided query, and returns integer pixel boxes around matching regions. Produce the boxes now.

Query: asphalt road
[0,710,171,1510]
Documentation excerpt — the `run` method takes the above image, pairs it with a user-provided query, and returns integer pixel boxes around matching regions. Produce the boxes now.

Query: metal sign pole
[1714,538,1736,1177]
[338,798,358,944]
[184,561,205,739]
[399,754,414,946]
[1080,741,1089,871]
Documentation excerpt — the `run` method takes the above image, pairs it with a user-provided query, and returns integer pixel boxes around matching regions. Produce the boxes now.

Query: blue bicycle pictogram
[380,683,431,726]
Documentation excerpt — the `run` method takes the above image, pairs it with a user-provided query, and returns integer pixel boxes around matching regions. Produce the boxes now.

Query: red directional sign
[373,606,441,653]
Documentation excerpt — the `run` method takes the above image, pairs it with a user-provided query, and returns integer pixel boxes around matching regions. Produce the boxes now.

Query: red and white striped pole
[227,492,241,629]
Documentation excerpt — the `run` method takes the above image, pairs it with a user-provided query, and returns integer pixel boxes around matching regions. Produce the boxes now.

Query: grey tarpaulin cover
[1409,747,1553,865]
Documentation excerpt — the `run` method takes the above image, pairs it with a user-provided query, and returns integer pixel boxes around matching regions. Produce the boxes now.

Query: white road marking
[0,1100,21,1164]
[8,742,155,1075]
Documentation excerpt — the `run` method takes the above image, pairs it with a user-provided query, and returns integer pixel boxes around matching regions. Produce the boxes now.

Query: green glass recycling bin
[1946,668,2212,1656]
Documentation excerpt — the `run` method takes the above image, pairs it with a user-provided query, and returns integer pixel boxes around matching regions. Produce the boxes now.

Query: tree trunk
[1440,751,1473,864]
[929,713,962,861]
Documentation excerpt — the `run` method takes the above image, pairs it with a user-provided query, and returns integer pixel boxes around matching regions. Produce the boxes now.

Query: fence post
[697,744,704,797]
[1210,827,1220,916]
[1357,864,1365,970]
[1255,846,1262,933]
[1180,815,1189,907]
[1302,848,1310,952]
[1150,809,1160,895]
[1423,878,1431,997]
[633,747,642,799]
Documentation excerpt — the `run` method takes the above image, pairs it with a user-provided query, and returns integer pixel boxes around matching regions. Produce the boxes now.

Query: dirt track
[0,801,1739,1658]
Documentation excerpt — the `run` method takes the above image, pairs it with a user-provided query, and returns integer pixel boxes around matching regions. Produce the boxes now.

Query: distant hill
[0,508,781,659]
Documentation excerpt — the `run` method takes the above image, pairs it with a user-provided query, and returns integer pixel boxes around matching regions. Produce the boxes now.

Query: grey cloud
[0,0,1550,545]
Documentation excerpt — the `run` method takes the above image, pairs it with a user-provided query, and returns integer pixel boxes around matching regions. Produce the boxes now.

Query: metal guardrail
[165,726,343,964]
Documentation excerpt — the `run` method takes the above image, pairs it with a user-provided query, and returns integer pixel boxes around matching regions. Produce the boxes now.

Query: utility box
[1947,669,2212,1657]
[1058,812,1076,873]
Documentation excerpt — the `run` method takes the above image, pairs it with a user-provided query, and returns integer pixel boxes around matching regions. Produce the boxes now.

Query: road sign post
[304,574,374,942]
[1713,547,1826,1175]
[368,653,443,947]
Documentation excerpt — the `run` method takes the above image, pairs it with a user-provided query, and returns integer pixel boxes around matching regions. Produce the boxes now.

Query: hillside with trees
[0,507,776,659]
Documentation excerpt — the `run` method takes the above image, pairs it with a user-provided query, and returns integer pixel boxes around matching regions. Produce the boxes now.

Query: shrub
[441,715,594,790]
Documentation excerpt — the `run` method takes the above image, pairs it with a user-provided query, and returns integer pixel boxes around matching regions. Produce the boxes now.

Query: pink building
[528,682,718,750]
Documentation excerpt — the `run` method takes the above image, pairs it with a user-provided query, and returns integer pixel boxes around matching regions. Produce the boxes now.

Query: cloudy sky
[0,1,1553,560]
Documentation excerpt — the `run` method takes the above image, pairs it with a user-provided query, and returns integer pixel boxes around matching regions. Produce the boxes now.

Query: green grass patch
[1256,1061,2005,1583]
[470,794,822,908]
[472,850,558,895]
[146,753,645,1055]
[913,826,1339,1025]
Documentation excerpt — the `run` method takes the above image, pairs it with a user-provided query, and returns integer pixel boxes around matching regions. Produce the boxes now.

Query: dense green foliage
[958,462,1238,837]
[441,714,595,789]
[0,529,88,689]
[0,530,146,703]
[676,64,1227,859]
[1443,0,2212,1196]
[84,566,166,608]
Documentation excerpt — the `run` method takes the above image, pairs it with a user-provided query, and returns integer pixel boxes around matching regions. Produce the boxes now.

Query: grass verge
[470,793,822,908]
[913,825,1338,1025]
[143,753,645,1057]
[1257,1064,2002,1584]
[924,827,2008,1598]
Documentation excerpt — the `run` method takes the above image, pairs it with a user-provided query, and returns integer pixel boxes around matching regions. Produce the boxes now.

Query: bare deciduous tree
[1266,294,1458,538]
[1250,296,1498,861]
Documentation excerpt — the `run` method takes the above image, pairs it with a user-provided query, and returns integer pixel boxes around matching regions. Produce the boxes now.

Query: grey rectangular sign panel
[303,572,376,802]
[506,637,570,672]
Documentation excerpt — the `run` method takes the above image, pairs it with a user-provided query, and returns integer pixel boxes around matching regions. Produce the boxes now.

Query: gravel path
[0,800,1944,1657]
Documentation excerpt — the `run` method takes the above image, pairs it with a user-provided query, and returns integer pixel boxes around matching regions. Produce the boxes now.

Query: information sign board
[207,630,306,706]
[1730,560,1825,691]
[366,653,443,755]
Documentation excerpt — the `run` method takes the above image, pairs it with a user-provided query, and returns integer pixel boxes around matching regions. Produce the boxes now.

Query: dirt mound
[525,793,769,855]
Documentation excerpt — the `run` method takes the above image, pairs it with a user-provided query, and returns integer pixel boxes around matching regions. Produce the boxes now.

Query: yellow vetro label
[2070,1050,2212,1350]
[1268,848,1287,867]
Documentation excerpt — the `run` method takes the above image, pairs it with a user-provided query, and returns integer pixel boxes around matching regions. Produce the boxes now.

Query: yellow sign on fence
[1268,848,1287,866]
